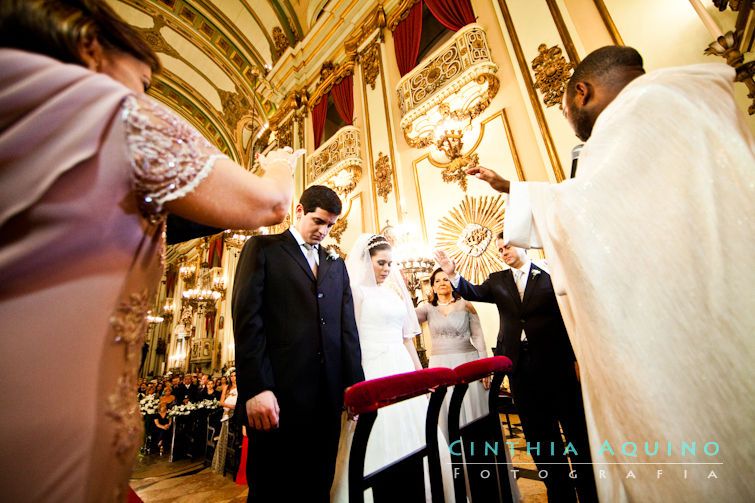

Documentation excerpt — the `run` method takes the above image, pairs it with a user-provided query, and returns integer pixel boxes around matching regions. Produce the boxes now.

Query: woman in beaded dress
[417,268,523,502]
[416,268,490,437]
[0,1,295,501]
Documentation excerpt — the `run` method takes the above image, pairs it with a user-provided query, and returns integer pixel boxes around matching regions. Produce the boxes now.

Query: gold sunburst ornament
[435,195,507,284]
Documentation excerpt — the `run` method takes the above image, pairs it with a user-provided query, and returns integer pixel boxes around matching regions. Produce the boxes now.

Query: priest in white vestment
[468,46,755,502]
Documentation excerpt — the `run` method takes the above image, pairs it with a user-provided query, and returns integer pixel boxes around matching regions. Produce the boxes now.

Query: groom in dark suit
[436,234,597,503]
[232,185,364,502]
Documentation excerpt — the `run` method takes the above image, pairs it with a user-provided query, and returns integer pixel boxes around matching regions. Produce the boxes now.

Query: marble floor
[130,414,548,502]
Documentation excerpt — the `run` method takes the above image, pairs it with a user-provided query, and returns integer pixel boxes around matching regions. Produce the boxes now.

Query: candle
[688,0,724,39]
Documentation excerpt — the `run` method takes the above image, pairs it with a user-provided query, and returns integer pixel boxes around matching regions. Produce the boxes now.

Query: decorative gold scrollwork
[531,44,573,108]
[361,39,381,90]
[374,152,393,202]
[272,26,290,56]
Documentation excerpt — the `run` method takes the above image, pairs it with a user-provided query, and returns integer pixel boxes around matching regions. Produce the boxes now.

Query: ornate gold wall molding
[344,5,386,57]
[435,195,507,285]
[387,0,422,31]
[269,87,308,143]
[531,44,574,108]
[273,26,290,56]
[497,0,565,182]
[309,60,357,107]
[295,112,305,148]
[329,214,349,243]
[592,0,625,46]
[544,0,581,66]
[277,117,294,148]
[359,37,382,90]
[374,152,394,202]
[358,40,380,231]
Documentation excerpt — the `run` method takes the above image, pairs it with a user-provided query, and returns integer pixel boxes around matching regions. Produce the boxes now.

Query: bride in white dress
[331,234,453,502]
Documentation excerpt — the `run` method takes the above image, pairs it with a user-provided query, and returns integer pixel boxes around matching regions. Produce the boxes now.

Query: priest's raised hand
[465,165,510,193]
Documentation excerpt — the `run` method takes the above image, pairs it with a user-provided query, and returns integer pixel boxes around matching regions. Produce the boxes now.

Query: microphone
[570,144,583,179]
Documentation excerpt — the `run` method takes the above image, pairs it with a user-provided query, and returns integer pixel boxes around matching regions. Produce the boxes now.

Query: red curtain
[208,236,223,268]
[425,0,475,31]
[312,94,329,149]
[165,269,176,298]
[331,74,354,125]
[393,0,423,76]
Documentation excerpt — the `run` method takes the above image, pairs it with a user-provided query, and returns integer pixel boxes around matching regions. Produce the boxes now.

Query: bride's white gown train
[330,285,454,502]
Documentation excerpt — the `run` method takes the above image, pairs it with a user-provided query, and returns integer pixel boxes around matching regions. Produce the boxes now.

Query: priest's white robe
[504,63,755,502]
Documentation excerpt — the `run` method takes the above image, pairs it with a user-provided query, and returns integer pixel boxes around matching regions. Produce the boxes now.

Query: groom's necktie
[513,269,525,300]
[302,242,318,278]
[513,269,528,342]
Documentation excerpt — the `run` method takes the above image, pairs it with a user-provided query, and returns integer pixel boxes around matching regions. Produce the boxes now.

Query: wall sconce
[427,110,480,191]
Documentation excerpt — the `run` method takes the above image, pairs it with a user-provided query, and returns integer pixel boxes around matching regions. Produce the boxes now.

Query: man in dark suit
[174,374,197,404]
[436,234,597,503]
[232,185,364,502]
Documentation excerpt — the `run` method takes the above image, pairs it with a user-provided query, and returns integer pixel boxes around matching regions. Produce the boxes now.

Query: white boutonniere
[530,269,541,278]
[326,247,340,261]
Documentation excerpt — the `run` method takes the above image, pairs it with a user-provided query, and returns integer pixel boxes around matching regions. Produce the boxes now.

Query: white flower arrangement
[139,395,159,416]
[166,398,222,417]
[530,269,541,278]
[224,366,236,377]
[325,247,340,261]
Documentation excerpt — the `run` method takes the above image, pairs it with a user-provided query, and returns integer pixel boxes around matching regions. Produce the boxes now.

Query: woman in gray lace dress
[415,268,489,437]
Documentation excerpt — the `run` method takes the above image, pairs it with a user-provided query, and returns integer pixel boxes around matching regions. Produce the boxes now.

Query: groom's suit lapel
[280,230,316,281]
[521,264,542,305]
[316,246,333,284]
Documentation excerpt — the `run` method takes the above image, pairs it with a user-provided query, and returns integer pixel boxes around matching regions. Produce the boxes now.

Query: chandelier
[224,229,261,248]
[179,262,196,281]
[182,263,225,308]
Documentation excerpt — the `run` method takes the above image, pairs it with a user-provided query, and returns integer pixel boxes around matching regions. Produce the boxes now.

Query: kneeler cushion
[345,367,456,415]
[453,356,512,384]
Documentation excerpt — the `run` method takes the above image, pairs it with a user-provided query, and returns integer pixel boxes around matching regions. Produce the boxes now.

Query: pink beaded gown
[0,49,226,502]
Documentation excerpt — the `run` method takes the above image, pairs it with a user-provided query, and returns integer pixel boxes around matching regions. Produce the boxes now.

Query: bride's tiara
[367,235,390,251]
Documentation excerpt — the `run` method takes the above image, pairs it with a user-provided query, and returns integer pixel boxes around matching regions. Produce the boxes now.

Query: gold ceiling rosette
[435,195,507,284]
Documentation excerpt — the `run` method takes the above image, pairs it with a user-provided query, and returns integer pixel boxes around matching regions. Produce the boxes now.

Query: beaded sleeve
[121,94,228,218]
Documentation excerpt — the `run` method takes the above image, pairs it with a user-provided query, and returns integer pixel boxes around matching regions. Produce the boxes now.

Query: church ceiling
[110,0,315,164]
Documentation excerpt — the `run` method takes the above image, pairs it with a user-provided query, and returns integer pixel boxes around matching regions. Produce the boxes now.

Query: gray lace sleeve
[415,303,429,323]
[121,94,228,218]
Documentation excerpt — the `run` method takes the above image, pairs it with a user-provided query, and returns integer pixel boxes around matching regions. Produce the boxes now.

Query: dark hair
[367,235,391,257]
[496,231,504,240]
[300,185,342,215]
[428,268,460,306]
[566,45,643,100]
[0,0,161,73]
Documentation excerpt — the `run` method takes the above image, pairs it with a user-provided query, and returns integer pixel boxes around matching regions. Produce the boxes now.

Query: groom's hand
[247,390,280,430]
[433,249,456,277]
